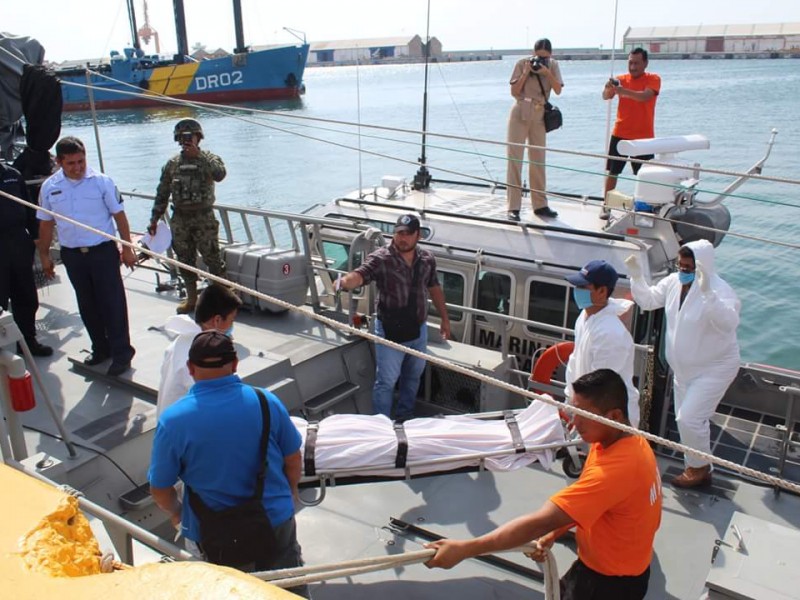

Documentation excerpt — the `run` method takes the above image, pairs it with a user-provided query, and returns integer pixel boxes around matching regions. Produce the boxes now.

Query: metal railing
[7,458,194,566]
[120,191,651,396]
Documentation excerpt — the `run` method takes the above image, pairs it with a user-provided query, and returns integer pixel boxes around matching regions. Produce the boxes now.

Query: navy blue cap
[566,260,619,289]
[394,213,421,233]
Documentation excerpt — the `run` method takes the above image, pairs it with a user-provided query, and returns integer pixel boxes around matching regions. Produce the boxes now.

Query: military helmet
[173,118,204,141]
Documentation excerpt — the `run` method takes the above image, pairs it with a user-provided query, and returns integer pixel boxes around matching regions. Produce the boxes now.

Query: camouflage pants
[171,211,225,285]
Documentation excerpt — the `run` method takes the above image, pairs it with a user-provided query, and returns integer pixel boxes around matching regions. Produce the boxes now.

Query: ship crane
[137,0,160,53]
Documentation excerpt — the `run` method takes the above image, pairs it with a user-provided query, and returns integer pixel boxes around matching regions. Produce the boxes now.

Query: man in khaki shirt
[506,38,563,222]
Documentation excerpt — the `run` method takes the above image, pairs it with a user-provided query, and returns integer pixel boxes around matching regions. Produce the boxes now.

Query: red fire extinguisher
[8,371,35,412]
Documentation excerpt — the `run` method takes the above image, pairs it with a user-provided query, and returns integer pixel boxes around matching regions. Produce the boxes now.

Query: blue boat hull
[59,44,309,111]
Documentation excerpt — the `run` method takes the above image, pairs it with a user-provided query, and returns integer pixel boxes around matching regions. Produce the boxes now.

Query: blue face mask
[678,271,695,286]
[224,324,234,338]
[573,287,594,310]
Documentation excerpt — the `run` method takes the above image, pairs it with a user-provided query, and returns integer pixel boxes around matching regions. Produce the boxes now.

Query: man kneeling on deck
[425,369,662,600]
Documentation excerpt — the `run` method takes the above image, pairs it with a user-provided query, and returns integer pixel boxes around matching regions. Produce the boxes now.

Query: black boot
[19,338,54,357]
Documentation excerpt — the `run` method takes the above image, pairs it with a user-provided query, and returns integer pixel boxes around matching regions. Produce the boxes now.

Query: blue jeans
[373,319,427,419]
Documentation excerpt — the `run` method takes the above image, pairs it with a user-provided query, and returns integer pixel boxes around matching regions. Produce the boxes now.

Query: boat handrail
[6,458,195,565]
[121,190,364,242]
[119,189,650,352]
[430,177,606,203]
[336,196,629,243]
[698,128,779,208]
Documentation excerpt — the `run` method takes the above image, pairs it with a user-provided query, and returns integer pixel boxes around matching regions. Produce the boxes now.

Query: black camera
[530,56,549,72]
[609,78,620,87]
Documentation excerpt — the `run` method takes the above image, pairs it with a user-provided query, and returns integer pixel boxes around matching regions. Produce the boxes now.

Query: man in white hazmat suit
[565,260,641,428]
[625,239,740,488]
[157,284,242,417]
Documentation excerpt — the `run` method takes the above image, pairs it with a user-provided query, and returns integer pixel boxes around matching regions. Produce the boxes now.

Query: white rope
[62,68,800,188]
[254,544,560,599]
[3,187,800,494]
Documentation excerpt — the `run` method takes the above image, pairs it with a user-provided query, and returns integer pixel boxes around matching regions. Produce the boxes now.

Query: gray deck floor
[8,259,800,600]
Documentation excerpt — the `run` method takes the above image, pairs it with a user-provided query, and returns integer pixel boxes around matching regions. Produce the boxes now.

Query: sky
[5,0,800,62]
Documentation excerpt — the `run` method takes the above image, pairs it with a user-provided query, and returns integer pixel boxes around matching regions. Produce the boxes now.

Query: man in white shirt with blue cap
[565,260,641,429]
[37,136,136,376]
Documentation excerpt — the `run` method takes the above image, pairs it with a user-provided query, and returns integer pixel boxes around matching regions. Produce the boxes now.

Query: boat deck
[7,251,800,599]
[345,184,611,235]
[300,453,800,600]
[14,261,368,495]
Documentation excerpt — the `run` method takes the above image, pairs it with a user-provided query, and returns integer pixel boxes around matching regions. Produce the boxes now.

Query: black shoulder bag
[378,260,422,343]
[187,388,280,570]
[535,74,563,133]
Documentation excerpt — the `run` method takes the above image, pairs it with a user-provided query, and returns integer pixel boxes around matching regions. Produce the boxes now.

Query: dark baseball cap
[566,260,619,289]
[394,213,421,233]
[188,330,237,368]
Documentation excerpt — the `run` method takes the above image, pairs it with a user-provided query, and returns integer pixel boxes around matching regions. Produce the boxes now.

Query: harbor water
[60,57,800,370]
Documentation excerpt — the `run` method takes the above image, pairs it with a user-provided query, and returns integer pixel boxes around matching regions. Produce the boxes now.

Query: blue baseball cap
[566,260,619,289]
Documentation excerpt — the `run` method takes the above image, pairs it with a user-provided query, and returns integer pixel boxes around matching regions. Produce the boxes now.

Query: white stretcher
[292,400,568,490]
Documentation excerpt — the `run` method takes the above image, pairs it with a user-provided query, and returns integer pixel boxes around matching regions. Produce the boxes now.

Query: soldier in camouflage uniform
[149,119,226,314]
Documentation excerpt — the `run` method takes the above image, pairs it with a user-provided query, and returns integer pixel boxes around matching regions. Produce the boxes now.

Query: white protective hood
[631,239,740,381]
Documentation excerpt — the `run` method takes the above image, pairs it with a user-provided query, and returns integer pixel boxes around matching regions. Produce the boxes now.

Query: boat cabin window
[525,279,579,338]
[476,270,513,326]
[431,270,465,322]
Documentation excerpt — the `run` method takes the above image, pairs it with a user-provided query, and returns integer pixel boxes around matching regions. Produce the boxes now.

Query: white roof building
[308,35,442,64]
[623,22,800,54]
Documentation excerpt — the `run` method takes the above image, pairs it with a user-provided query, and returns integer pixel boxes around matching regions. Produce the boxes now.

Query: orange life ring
[530,341,575,426]
[530,341,574,390]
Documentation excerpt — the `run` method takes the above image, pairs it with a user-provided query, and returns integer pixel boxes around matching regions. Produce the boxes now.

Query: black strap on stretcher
[393,421,409,469]
[304,422,320,476]
[504,411,526,454]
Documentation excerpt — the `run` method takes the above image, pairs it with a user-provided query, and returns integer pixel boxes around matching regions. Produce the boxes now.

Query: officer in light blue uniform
[37,137,137,376]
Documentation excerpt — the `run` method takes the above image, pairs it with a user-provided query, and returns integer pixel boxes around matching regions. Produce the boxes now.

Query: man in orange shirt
[602,48,661,198]
[425,369,662,600]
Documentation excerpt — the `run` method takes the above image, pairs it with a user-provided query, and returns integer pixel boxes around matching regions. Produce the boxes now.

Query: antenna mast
[412,0,432,190]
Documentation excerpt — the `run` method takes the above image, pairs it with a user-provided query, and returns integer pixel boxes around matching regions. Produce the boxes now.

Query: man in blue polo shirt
[37,136,136,376]
[148,331,307,597]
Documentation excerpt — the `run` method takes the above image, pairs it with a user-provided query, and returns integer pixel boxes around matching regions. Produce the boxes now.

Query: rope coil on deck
[3,188,800,496]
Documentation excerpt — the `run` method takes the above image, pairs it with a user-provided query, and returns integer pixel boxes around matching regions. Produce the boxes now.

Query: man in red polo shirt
[425,369,662,600]
[602,48,661,198]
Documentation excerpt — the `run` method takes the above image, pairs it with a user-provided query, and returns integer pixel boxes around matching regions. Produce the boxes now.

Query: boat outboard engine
[669,203,731,248]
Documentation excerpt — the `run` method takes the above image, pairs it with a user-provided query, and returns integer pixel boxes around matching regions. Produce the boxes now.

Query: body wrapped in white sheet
[292,400,565,479]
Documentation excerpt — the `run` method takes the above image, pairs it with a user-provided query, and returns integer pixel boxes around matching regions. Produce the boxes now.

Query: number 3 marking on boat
[195,71,244,90]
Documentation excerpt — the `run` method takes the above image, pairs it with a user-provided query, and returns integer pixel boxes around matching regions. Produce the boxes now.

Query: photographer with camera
[505,38,563,222]
[601,48,661,206]
[150,119,227,313]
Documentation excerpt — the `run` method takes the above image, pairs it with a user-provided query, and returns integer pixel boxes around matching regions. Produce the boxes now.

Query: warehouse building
[308,35,442,65]
[623,22,800,55]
